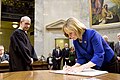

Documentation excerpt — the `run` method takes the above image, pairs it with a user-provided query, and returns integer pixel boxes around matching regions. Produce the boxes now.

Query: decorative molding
[46,19,65,30]
[1,0,34,21]
[92,22,120,30]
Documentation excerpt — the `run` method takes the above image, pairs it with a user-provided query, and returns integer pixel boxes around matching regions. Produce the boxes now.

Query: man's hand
[65,58,69,60]
[31,58,33,64]
[117,56,120,60]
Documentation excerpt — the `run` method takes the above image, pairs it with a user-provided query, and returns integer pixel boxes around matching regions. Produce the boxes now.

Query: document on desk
[50,69,108,76]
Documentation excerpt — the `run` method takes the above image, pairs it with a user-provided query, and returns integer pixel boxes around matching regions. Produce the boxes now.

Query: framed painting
[90,0,120,29]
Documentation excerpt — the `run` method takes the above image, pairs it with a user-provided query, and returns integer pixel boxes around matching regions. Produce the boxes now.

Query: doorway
[55,38,69,49]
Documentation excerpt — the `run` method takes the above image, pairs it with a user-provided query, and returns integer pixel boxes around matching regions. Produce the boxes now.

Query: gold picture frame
[90,0,120,29]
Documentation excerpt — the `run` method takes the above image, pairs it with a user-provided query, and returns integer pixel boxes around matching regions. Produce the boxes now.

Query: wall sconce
[0,32,2,35]
[12,22,18,28]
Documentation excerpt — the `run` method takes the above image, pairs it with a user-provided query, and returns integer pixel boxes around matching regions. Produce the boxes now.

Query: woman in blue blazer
[62,17,119,73]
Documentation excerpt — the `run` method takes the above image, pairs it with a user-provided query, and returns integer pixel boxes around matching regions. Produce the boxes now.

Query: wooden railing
[0,61,48,73]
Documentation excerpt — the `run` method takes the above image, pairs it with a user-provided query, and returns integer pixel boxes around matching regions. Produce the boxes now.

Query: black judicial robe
[9,29,38,71]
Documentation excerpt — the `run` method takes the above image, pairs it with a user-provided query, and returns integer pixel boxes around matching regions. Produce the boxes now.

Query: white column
[0,0,1,28]
[0,0,1,44]
[34,0,44,58]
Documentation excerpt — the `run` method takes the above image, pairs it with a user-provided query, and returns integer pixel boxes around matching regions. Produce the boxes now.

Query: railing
[0,61,48,73]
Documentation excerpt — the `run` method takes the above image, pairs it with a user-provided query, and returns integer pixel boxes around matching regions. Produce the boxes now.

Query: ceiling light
[0,32,2,34]
[12,22,18,28]
[12,24,18,28]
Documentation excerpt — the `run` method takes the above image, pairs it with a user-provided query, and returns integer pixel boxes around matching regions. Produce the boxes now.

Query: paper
[50,69,108,76]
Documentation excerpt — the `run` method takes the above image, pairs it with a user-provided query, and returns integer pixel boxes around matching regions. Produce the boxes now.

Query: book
[50,69,108,76]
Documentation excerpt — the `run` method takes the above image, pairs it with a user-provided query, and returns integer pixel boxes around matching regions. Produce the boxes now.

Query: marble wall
[0,1,1,44]
[0,1,1,27]
[92,21,120,43]
[34,0,44,58]
[35,0,90,57]
[97,27,120,43]
[35,0,120,58]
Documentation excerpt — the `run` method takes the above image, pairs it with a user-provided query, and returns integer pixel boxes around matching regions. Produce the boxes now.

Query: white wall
[97,28,120,43]
[0,1,1,28]
[43,0,90,57]
[35,0,120,58]
[34,0,44,58]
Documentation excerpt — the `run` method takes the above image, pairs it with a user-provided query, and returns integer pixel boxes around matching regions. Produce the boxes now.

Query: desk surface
[0,70,120,80]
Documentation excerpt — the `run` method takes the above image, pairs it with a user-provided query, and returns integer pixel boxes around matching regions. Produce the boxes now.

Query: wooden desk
[0,70,120,80]
[0,61,48,73]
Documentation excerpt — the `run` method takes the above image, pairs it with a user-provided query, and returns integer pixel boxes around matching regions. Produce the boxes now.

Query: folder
[50,69,108,76]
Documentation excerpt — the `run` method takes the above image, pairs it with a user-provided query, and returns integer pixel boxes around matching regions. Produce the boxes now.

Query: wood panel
[0,61,48,73]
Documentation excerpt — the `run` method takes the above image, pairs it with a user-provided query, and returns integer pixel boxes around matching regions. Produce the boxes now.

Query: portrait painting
[91,0,120,28]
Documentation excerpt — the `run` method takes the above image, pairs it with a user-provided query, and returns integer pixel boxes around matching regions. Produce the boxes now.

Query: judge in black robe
[9,16,38,72]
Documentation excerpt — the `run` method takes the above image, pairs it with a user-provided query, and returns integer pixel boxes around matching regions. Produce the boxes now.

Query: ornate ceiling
[1,0,34,21]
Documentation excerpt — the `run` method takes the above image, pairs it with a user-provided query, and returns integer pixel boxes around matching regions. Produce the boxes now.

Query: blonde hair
[63,17,86,39]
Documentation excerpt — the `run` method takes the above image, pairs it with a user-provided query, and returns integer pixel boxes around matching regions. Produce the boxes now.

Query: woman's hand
[63,62,96,73]
[63,65,83,73]
[70,66,84,73]
[63,65,71,72]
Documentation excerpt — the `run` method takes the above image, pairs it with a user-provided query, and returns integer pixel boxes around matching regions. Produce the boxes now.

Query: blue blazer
[73,29,114,69]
